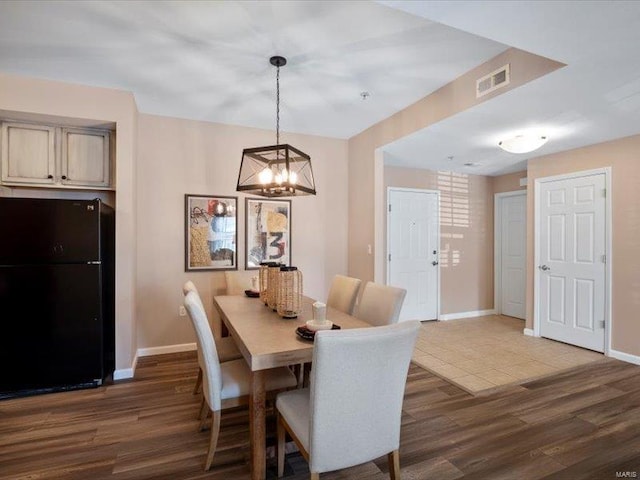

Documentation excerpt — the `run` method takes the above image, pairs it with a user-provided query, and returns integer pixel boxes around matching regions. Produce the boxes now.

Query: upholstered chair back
[326,275,362,315]
[184,291,223,411]
[355,281,407,326]
[183,280,206,309]
[182,280,198,296]
[309,321,420,473]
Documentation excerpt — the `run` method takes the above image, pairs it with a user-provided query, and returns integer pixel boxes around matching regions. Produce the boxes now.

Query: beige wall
[136,114,348,349]
[493,170,527,194]
[526,134,640,357]
[385,166,494,314]
[349,48,564,285]
[0,73,138,373]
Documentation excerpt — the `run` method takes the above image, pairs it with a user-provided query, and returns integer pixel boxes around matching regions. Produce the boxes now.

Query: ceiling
[1,1,640,176]
[380,0,640,175]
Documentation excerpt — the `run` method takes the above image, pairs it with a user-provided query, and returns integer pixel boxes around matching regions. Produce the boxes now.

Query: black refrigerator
[0,197,115,399]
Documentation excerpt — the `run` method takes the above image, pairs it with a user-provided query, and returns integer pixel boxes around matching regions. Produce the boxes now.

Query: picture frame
[245,198,291,269]
[185,194,238,271]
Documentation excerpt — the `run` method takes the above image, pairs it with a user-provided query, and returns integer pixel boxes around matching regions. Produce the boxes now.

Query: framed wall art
[185,194,238,271]
[245,198,291,269]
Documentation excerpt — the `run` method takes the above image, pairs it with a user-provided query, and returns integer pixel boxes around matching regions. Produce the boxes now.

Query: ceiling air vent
[476,64,510,98]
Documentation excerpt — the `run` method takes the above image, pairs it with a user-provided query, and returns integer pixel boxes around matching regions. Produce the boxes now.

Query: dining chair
[184,291,298,471]
[182,281,242,395]
[224,270,256,295]
[276,321,420,479]
[354,281,407,326]
[326,274,362,315]
[299,274,363,387]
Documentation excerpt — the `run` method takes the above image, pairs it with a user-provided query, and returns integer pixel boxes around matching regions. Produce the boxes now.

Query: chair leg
[277,413,286,477]
[193,367,202,395]
[388,450,400,480]
[310,473,320,480]
[204,410,221,471]
[290,364,303,388]
[198,399,209,431]
[303,362,312,388]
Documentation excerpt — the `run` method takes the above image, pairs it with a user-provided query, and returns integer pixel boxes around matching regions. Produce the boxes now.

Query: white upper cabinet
[1,121,112,190]
[1,122,56,185]
[61,128,110,188]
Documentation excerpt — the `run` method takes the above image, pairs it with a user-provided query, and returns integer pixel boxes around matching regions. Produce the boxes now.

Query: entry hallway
[412,315,605,393]
[1,350,639,479]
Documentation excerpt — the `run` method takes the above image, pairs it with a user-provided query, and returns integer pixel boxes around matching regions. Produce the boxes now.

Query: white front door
[388,188,439,321]
[499,193,526,319]
[538,173,606,352]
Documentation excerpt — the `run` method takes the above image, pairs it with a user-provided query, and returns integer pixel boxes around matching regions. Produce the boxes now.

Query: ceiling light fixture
[498,134,548,154]
[236,56,316,197]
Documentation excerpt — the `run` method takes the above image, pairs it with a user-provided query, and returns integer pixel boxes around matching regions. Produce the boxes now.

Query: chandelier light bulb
[259,167,273,184]
[289,171,298,185]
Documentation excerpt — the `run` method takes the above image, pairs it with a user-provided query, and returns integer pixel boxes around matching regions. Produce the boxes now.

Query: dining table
[212,294,371,480]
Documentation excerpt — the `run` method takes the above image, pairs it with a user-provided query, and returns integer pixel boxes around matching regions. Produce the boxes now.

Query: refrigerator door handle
[87,261,102,265]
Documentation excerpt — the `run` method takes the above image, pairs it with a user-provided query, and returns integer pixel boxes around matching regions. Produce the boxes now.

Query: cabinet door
[1,122,56,185]
[61,127,110,188]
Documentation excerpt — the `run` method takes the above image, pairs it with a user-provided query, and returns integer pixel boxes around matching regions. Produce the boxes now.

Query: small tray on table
[295,324,341,341]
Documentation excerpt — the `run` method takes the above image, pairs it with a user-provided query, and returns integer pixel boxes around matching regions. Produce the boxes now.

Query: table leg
[249,370,266,480]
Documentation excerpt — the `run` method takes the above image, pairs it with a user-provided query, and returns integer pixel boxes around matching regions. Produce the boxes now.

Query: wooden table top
[213,295,371,371]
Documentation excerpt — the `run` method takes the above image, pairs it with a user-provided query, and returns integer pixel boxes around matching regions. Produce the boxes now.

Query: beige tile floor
[411,315,604,394]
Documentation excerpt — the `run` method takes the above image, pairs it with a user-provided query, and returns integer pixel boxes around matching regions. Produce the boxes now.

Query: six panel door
[538,173,606,352]
[388,189,439,321]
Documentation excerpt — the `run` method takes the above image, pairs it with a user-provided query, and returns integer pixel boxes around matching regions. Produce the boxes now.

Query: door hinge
[601,254,606,264]
[388,254,391,262]
[599,320,605,329]
[602,188,606,198]
[388,204,392,212]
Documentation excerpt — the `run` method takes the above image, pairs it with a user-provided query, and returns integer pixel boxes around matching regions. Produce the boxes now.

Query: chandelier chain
[276,65,280,146]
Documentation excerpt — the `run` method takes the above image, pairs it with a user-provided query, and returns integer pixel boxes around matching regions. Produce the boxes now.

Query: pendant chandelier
[236,56,316,197]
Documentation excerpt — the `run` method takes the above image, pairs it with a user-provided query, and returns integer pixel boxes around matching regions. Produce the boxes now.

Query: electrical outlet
[179,305,187,317]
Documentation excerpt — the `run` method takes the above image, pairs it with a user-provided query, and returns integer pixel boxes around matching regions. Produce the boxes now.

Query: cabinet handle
[61,175,67,180]
[47,174,54,179]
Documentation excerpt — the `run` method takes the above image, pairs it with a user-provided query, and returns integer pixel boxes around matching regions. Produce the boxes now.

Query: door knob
[432,261,439,266]
[539,265,550,271]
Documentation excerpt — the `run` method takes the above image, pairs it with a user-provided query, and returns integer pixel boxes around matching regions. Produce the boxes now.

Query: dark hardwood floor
[1,351,640,479]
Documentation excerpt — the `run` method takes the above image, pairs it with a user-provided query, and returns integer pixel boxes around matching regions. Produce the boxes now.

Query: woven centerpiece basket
[267,263,282,310]
[277,266,302,319]
[259,262,278,305]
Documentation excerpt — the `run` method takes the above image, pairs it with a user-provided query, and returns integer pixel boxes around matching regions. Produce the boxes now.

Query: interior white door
[538,173,606,352]
[500,194,526,319]
[388,189,439,321]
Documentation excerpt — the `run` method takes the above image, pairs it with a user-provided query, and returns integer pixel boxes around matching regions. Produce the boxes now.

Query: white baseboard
[438,309,496,321]
[523,328,536,337]
[113,353,138,381]
[609,348,640,366]
[136,342,197,358]
[113,343,197,381]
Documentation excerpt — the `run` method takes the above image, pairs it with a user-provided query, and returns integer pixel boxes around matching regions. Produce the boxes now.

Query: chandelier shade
[236,56,316,198]
[237,143,316,197]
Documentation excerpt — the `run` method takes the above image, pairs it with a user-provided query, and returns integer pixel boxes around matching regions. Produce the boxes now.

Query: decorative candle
[312,301,326,322]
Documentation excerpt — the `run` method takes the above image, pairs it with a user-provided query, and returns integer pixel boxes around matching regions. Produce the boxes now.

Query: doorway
[387,187,439,321]
[534,168,610,353]
[494,191,526,319]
